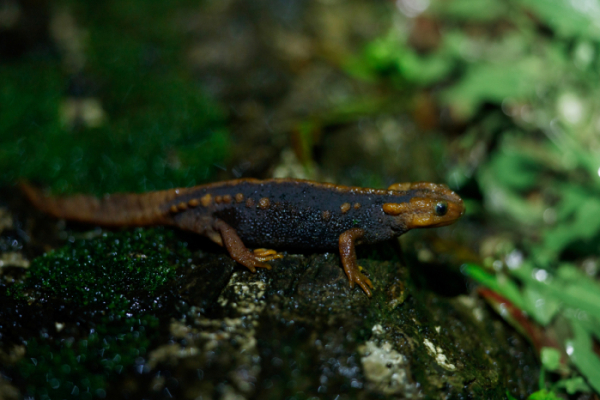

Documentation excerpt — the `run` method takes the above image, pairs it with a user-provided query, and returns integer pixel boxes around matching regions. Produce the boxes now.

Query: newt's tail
[19,182,177,227]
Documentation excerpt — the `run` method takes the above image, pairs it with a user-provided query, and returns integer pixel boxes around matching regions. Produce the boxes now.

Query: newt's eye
[435,201,448,216]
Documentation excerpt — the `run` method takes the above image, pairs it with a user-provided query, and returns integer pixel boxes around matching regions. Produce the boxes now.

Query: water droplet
[566,343,574,356]
[533,269,549,282]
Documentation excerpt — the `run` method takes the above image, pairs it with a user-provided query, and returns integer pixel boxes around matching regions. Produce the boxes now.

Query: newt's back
[184,179,407,249]
[163,179,463,249]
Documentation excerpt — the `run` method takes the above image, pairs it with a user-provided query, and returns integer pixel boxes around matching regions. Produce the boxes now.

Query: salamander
[20,178,465,296]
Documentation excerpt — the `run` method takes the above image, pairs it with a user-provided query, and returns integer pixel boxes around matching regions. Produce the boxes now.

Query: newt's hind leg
[339,228,373,297]
[214,219,272,272]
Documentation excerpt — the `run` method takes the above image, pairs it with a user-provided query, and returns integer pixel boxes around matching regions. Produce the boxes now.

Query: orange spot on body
[246,198,255,208]
[258,197,270,210]
[235,193,244,203]
[200,194,212,207]
[322,210,331,220]
[340,203,351,214]
[223,194,232,204]
[188,199,199,207]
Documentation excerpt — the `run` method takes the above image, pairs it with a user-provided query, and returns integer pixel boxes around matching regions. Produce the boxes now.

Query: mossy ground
[4,228,191,399]
[12,228,187,313]
[17,315,158,400]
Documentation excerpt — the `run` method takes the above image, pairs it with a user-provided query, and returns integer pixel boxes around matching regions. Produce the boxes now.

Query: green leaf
[512,263,600,321]
[516,0,600,39]
[542,195,600,257]
[540,347,561,371]
[565,319,600,394]
[396,50,454,85]
[506,390,518,400]
[523,287,561,326]
[528,389,562,400]
[362,34,454,86]
[430,0,507,21]
[568,198,600,240]
[478,165,545,225]
[485,149,542,191]
[463,263,526,310]
[560,285,600,318]
[553,376,591,395]
[441,57,545,119]
[555,186,594,220]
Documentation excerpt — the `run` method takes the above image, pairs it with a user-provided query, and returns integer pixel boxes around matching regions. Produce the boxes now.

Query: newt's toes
[353,271,373,297]
[254,261,272,270]
[253,248,283,262]
[237,256,273,273]
[346,269,373,296]
[241,259,272,273]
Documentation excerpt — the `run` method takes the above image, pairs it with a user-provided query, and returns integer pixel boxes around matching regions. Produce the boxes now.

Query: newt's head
[383,182,465,230]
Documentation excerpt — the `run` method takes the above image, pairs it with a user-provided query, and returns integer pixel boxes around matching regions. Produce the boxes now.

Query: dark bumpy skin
[20,179,465,296]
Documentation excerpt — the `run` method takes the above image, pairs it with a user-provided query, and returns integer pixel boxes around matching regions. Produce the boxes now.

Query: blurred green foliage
[0,0,228,195]
[465,262,599,394]
[350,0,600,396]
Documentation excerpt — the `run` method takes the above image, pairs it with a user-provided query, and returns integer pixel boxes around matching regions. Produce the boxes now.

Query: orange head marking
[384,182,465,230]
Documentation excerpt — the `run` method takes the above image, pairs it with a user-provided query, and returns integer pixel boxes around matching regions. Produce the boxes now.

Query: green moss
[18,315,159,400]
[0,61,63,184]
[0,0,228,195]
[8,228,189,398]
[19,228,188,312]
[0,58,228,195]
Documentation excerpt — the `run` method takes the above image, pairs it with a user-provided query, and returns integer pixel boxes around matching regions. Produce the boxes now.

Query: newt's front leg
[339,228,373,297]
[214,219,273,272]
